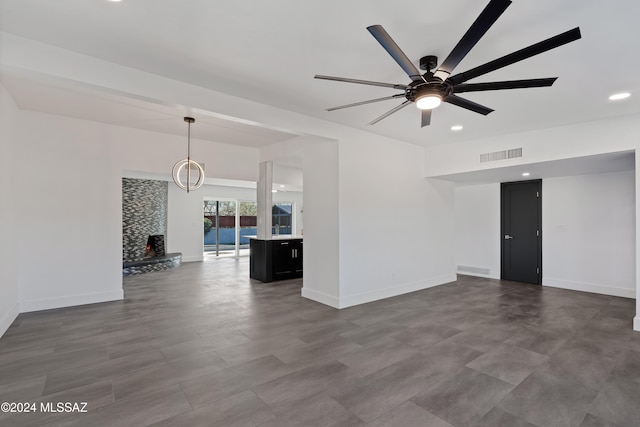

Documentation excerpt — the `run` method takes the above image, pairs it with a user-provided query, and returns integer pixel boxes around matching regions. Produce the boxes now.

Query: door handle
[504,235,514,240]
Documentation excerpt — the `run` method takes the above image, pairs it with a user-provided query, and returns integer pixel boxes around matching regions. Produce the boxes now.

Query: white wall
[336,137,456,308]
[167,184,203,262]
[10,109,261,312]
[429,116,640,330]
[3,29,638,328]
[13,111,124,312]
[636,152,640,331]
[273,164,303,188]
[6,90,430,315]
[455,184,501,279]
[0,83,20,337]
[453,172,636,298]
[1,33,466,313]
[424,115,640,179]
[300,139,341,307]
[543,172,636,298]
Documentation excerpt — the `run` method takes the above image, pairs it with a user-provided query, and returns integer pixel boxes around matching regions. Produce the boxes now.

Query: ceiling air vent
[480,148,522,163]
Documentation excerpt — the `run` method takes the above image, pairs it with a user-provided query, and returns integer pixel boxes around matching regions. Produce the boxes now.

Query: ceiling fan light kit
[315,0,581,127]
[415,95,441,110]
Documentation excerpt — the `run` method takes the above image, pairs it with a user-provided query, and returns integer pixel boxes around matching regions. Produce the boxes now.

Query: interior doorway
[501,180,542,284]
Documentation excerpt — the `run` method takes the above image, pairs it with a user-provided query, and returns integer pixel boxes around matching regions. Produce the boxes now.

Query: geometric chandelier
[172,116,205,193]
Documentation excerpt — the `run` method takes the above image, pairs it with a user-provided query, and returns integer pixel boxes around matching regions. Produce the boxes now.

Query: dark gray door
[501,180,542,284]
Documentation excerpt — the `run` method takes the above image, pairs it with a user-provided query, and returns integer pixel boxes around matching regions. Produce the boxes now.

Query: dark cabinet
[273,240,294,278]
[250,238,303,283]
[291,241,303,274]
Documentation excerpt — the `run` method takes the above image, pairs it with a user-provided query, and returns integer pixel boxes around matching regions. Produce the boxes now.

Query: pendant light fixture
[172,117,205,192]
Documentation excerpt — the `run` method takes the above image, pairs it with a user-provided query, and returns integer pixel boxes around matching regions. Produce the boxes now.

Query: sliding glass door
[204,200,237,257]
[238,201,257,256]
[204,200,258,257]
[204,199,295,257]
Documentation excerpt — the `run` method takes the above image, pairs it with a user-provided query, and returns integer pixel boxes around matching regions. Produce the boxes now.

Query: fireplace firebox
[124,233,181,275]
[144,235,166,258]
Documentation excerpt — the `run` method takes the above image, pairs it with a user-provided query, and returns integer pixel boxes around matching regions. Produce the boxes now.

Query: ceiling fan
[314,0,581,127]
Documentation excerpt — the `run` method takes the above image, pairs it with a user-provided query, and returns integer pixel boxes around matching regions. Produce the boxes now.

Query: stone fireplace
[122,178,181,275]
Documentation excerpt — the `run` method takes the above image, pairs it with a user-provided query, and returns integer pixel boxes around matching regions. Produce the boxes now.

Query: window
[272,203,292,235]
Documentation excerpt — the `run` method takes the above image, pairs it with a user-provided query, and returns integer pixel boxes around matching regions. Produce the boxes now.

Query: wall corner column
[299,137,340,308]
[635,150,640,331]
[257,161,273,239]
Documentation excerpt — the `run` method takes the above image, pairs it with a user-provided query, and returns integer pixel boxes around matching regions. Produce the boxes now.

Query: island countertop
[246,235,303,240]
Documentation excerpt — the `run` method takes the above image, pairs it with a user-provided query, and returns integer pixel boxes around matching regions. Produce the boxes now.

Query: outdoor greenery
[204,200,257,216]
[203,217,213,235]
[239,202,258,216]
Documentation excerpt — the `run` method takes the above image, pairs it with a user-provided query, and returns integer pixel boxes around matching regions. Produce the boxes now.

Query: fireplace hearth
[123,234,181,276]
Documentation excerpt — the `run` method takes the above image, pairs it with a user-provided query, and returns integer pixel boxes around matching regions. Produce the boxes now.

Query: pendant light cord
[187,119,191,193]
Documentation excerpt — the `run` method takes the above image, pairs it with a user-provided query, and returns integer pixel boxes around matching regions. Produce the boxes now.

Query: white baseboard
[456,270,500,280]
[337,273,458,309]
[634,316,640,332]
[457,265,493,277]
[301,287,340,309]
[20,289,124,313]
[543,278,635,299]
[0,302,20,339]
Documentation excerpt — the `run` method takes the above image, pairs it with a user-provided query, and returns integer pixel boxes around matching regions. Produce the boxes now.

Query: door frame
[500,179,542,284]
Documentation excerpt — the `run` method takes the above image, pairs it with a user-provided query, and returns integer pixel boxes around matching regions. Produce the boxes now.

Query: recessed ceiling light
[279,185,285,188]
[108,0,122,2]
[522,172,531,177]
[451,125,463,131]
[609,92,631,101]
[271,189,277,193]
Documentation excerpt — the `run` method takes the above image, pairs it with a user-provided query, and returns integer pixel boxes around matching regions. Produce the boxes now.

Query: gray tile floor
[1,257,639,426]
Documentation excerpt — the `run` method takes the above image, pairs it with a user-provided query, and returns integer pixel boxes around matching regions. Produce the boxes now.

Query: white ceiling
[0,70,300,147]
[1,0,639,149]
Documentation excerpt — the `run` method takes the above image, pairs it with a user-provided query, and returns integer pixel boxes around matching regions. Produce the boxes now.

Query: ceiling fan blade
[433,0,512,81]
[327,94,406,111]
[367,25,424,82]
[454,77,557,93]
[444,94,494,115]
[421,109,432,127]
[315,75,408,90]
[368,100,412,125]
[449,28,582,86]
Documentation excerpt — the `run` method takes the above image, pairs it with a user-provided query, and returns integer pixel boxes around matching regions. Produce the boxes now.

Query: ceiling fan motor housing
[406,78,453,103]
[419,55,438,71]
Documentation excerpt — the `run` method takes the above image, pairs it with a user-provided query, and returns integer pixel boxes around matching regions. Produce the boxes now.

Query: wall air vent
[480,148,522,163]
